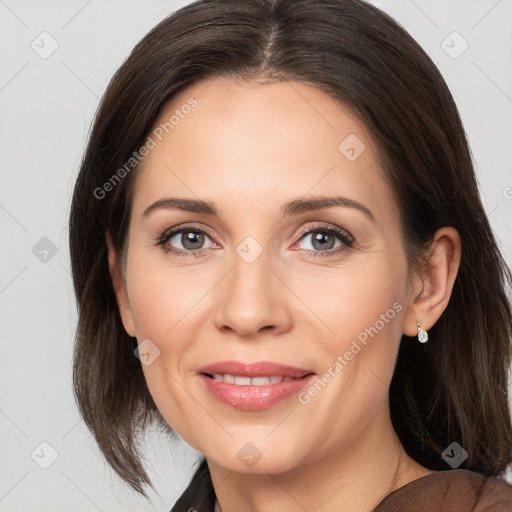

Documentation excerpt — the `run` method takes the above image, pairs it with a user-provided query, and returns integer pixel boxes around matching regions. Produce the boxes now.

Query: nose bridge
[213,236,291,336]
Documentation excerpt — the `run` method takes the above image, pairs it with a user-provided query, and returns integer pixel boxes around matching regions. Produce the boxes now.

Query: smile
[199,373,316,410]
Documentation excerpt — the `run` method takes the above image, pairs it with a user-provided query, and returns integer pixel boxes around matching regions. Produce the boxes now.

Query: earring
[417,322,428,343]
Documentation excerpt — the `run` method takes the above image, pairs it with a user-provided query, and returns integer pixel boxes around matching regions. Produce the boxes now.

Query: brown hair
[68,0,512,504]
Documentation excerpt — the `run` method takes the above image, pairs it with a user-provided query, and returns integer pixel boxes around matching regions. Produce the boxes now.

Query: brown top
[373,469,512,511]
[171,458,512,512]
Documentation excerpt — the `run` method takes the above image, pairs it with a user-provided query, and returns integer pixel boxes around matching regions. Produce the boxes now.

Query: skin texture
[106,77,461,511]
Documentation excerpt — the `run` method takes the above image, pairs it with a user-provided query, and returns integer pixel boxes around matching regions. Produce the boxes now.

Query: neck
[209,401,431,512]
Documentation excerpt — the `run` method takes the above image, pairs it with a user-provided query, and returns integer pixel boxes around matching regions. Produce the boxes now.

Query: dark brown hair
[68,0,512,505]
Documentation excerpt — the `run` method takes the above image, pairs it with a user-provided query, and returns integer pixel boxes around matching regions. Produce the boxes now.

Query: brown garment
[170,458,512,512]
[373,469,512,511]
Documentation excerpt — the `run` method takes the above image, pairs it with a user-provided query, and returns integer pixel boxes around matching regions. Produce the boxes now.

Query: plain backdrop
[1,0,511,510]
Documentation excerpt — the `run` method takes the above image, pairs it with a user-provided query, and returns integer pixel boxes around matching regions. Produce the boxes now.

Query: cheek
[124,248,202,342]
[301,266,405,437]
[298,260,405,349]
[124,253,201,432]
[301,259,406,418]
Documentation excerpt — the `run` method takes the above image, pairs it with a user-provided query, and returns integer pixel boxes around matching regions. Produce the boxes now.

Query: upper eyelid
[161,224,217,243]
[295,224,353,242]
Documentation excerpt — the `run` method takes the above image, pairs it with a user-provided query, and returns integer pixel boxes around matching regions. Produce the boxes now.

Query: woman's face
[111,77,416,474]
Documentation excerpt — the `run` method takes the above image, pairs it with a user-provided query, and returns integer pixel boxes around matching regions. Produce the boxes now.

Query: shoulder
[373,469,512,512]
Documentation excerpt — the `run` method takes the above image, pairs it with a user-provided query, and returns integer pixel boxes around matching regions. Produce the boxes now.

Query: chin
[206,446,305,476]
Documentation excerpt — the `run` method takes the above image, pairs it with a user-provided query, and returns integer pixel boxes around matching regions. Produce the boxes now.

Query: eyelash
[156,223,355,260]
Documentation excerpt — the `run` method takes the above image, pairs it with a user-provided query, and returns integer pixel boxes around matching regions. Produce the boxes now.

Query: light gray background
[1,0,511,510]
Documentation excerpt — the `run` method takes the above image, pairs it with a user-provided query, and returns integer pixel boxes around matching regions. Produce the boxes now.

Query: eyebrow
[140,195,376,223]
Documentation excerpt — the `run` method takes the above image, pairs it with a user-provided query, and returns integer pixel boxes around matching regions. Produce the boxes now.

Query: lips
[197,360,316,411]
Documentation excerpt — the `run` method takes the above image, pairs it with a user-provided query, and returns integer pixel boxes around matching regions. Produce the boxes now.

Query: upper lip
[197,360,314,378]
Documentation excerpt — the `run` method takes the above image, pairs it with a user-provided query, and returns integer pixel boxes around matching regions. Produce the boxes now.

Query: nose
[213,249,293,338]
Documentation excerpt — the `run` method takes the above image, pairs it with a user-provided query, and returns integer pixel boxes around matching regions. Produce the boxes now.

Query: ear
[402,226,461,337]
[105,231,136,337]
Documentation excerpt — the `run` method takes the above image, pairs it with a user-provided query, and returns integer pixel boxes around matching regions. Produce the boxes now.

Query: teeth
[224,374,235,384]
[210,374,298,385]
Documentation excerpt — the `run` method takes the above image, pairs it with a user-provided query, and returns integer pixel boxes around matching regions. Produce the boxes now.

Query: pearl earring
[417,322,428,343]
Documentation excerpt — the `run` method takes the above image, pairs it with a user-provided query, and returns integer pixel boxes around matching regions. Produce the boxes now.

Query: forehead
[131,77,396,223]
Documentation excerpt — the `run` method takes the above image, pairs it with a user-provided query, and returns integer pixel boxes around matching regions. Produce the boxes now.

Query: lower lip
[198,373,316,411]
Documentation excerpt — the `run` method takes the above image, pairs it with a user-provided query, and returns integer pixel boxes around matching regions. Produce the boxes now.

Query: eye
[293,225,355,259]
[158,226,217,258]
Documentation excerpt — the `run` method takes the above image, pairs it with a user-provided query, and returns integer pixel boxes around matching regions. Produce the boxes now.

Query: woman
[68,0,512,510]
